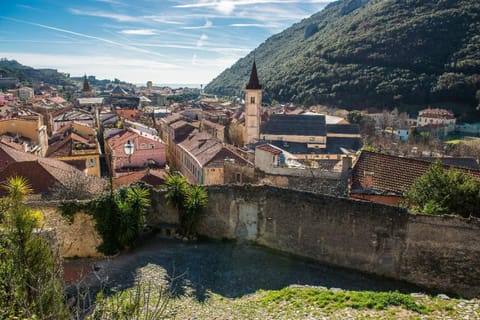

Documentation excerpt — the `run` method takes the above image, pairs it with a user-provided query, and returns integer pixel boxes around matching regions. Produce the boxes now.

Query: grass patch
[258,287,428,314]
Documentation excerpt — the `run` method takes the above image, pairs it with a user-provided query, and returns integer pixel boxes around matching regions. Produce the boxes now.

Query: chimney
[341,156,352,180]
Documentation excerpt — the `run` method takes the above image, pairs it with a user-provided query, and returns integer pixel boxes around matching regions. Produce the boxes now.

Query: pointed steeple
[246,58,262,90]
[82,74,91,92]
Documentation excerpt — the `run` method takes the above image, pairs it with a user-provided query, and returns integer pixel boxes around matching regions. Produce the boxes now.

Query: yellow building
[46,122,101,177]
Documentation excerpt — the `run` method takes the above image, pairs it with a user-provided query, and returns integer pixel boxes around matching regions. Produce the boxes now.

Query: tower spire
[82,74,91,92]
[246,57,261,90]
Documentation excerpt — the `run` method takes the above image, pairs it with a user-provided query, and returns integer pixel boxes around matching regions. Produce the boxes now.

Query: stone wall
[32,185,480,298]
[189,185,480,298]
[30,202,103,258]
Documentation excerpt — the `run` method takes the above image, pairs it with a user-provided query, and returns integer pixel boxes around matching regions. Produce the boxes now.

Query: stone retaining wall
[193,185,480,298]
[29,202,103,258]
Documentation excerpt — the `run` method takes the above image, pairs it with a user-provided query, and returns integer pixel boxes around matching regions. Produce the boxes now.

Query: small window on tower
[250,96,255,104]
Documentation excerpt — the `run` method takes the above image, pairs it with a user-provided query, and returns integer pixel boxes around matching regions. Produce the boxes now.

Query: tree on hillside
[347,111,363,124]
[404,161,480,218]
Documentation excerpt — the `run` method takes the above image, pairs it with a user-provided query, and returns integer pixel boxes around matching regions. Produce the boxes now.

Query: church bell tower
[245,59,262,145]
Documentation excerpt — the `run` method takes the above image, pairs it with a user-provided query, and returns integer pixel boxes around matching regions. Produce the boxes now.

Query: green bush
[60,183,151,255]
[164,173,208,236]
[404,161,480,217]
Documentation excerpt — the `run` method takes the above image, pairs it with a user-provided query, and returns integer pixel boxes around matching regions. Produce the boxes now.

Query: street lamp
[124,139,135,163]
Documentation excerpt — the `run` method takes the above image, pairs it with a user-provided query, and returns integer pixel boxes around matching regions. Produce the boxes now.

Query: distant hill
[205,0,480,118]
[0,59,73,87]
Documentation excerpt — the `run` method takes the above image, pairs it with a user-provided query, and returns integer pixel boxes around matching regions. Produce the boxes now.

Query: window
[250,96,255,104]
[150,144,155,149]
[140,143,147,149]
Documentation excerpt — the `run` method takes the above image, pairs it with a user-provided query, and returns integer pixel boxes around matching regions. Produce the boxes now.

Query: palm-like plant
[183,185,208,236]
[164,173,188,210]
[116,185,151,247]
[3,176,32,205]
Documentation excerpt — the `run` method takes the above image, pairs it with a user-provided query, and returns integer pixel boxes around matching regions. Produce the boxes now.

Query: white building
[417,108,456,133]
[18,87,34,100]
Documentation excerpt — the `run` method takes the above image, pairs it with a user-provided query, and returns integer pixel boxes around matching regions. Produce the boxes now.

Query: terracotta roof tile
[0,144,105,196]
[113,168,166,188]
[351,151,480,194]
[257,144,282,155]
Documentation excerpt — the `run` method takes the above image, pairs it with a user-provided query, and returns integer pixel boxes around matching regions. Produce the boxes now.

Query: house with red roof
[105,127,166,177]
[0,144,104,198]
[350,151,480,206]
[46,122,102,177]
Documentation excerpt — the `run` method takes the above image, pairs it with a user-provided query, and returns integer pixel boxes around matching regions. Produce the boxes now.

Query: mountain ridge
[205,0,480,118]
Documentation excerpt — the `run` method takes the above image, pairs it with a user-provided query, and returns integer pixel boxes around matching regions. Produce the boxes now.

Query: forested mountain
[205,0,480,117]
[0,59,72,86]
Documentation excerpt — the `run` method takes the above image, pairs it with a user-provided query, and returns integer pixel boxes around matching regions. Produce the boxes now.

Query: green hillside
[205,0,480,117]
[0,58,73,86]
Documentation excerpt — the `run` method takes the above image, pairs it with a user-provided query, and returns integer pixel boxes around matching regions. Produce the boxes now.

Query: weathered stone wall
[147,188,179,225]
[256,171,347,196]
[188,185,480,298]
[32,185,480,298]
[30,202,103,258]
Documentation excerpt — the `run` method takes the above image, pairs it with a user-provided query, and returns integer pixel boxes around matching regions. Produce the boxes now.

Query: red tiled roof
[202,119,224,130]
[257,144,282,155]
[0,144,105,196]
[351,151,480,194]
[418,108,454,119]
[113,168,166,188]
[178,131,248,167]
[116,109,139,119]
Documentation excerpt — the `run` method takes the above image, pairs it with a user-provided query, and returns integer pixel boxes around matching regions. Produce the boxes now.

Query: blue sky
[0,0,332,85]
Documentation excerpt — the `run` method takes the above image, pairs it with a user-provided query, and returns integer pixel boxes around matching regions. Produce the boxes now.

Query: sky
[0,0,333,85]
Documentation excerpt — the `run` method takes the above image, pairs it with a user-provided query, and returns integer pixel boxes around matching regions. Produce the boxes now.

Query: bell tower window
[250,96,255,104]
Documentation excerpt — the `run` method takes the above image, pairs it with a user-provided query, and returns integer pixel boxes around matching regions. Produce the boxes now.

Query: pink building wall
[107,130,166,176]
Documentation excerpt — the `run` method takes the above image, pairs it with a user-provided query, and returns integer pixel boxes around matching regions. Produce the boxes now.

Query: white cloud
[181,19,213,30]
[174,0,333,15]
[230,23,274,28]
[0,51,230,84]
[120,29,157,35]
[4,17,164,57]
[95,0,126,6]
[69,8,139,22]
[196,34,208,47]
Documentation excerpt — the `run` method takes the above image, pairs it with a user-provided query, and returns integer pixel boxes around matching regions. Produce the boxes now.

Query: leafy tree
[0,176,69,319]
[404,161,480,218]
[347,111,363,124]
[228,122,245,147]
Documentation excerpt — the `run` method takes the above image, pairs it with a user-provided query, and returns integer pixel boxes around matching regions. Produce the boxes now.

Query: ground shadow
[73,237,428,303]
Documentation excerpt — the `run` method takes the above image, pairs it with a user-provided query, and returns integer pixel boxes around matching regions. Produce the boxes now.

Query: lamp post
[124,139,135,164]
